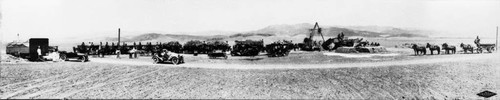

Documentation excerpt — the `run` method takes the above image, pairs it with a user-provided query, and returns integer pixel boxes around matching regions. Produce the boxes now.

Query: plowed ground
[1,49,499,99]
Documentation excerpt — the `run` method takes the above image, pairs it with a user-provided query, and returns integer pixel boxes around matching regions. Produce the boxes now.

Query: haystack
[335,47,359,53]
[335,46,387,53]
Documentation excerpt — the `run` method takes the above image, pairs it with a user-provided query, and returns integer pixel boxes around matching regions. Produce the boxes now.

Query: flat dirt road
[1,51,499,99]
[91,51,498,69]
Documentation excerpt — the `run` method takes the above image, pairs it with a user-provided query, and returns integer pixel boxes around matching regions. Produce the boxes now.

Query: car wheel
[153,58,159,64]
[171,57,179,65]
[60,54,68,61]
[80,56,87,62]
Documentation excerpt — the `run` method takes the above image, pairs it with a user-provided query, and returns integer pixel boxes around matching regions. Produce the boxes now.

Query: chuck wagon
[206,41,230,59]
[231,40,264,56]
[265,40,294,57]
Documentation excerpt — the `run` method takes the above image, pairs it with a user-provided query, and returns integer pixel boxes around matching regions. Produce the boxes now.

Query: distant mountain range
[98,23,432,44]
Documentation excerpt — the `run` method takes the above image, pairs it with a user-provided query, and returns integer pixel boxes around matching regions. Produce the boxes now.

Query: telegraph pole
[496,26,498,52]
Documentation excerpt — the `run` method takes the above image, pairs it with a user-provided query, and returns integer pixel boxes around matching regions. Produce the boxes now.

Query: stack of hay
[335,46,387,53]
[363,46,388,53]
[335,47,359,53]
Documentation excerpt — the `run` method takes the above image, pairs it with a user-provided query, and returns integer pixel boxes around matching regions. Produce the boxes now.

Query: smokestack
[118,28,121,47]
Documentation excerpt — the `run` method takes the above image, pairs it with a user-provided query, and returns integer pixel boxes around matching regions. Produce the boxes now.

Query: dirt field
[1,48,499,99]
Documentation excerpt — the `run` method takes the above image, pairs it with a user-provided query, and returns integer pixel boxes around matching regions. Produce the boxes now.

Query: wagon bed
[477,43,496,53]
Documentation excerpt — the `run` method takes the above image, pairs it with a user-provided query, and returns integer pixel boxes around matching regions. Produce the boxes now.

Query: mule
[441,43,456,54]
[412,44,426,55]
[460,43,474,54]
[426,43,440,55]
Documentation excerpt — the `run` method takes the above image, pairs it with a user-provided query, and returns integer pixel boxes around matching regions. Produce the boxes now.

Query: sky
[1,0,499,43]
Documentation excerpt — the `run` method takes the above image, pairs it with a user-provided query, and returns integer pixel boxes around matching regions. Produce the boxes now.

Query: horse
[412,44,426,55]
[460,43,474,54]
[441,43,456,54]
[426,43,440,55]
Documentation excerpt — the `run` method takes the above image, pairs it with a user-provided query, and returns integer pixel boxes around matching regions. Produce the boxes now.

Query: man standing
[116,48,121,59]
[474,36,481,47]
[37,46,43,61]
[130,47,137,59]
[134,48,138,58]
[162,49,176,60]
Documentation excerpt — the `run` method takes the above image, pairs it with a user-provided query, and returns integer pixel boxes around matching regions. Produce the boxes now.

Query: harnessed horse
[426,43,440,55]
[412,44,426,55]
[460,43,474,54]
[441,43,456,54]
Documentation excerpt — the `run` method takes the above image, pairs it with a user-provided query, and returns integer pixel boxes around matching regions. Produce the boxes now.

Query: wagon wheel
[224,55,228,59]
[171,57,179,65]
[59,54,68,61]
[79,56,87,62]
[487,47,492,53]
[153,58,159,64]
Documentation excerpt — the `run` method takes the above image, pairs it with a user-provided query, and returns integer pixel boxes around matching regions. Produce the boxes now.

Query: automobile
[152,52,184,65]
[59,52,89,62]
[42,46,89,62]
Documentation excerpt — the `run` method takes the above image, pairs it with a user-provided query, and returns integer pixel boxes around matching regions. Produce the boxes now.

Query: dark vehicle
[231,40,264,56]
[152,52,184,65]
[165,41,183,53]
[206,41,230,59]
[265,40,294,57]
[183,40,207,54]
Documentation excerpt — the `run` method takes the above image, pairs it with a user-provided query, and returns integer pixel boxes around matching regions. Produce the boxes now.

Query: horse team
[412,42,490,55]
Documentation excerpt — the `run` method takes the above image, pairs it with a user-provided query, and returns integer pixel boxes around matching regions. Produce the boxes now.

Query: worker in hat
[474,36,481,47]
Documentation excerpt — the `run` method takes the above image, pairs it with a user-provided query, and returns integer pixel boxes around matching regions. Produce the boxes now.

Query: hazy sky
[1,0,499,43]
